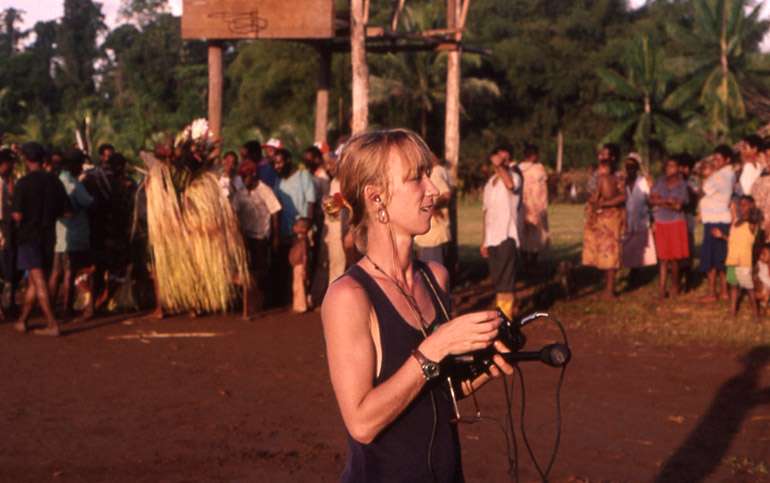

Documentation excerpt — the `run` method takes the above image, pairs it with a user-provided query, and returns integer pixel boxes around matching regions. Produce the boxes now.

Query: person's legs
[718,270,729,301]
[730,284,738,316]
[704,268,717,301]
[28,268,59,335]
[670,260,681,296]
[604,269,617,298]
[48,253,63,311]
[292,264,308,313]
[749,289,760,321]
[14,279,36,332]
[488,238,517,319]
[61,254,75,317]
[659,261,668,298]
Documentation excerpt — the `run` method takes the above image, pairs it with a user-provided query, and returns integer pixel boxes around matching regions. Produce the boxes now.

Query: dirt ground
[2,298,770,483]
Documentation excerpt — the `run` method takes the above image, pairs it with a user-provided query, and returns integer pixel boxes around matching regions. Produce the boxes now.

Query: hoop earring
[377,207,390,224]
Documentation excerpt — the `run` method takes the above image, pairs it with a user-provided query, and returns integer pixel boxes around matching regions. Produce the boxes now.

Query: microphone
[501,343,571,368]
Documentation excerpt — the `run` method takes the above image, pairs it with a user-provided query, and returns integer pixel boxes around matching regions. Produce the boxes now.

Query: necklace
[364,254,430,337]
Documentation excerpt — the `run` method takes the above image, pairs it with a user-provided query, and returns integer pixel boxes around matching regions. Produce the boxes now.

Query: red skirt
[654,219,690,260]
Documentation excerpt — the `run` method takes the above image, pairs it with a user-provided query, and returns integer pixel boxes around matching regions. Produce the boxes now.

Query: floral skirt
[582,207,625,270]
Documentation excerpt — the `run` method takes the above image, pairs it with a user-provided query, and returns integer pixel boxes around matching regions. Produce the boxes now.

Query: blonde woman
[322,129,513,482]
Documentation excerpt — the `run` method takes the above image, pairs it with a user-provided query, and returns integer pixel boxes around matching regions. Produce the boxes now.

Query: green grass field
[457,198,770,348]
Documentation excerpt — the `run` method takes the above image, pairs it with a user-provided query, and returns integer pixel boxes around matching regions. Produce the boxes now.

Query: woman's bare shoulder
[322,271,372,326]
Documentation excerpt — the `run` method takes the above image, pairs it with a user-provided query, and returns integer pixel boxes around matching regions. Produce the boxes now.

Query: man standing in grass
[481,145,522,319]
[13,142,71,336]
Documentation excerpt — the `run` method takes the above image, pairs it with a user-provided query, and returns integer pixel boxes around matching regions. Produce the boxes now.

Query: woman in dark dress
[321,129,513,482]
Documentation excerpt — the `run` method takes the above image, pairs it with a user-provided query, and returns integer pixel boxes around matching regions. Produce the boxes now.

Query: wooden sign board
[182,0,335,40]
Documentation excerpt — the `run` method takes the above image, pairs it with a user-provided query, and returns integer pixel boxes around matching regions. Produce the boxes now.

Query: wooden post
[556,129,564,173]
[315,46,332,143]
[208,41,224,140]
[351,0,369,134]
[444,0,462,184]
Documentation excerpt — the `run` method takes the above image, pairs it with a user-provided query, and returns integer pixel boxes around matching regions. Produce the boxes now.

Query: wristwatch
[411,348,440,381]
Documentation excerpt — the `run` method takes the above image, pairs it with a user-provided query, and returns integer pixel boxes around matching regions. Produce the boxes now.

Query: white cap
[263,138,283,149]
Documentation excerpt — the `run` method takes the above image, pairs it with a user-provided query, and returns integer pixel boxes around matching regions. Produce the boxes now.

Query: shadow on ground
[655,345,770,482]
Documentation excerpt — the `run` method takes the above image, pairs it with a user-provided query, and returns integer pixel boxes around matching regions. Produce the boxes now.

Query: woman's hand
[418,310,501,362]
[487,340,515,378]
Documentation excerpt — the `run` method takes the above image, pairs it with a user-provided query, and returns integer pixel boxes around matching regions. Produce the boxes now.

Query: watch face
[425,362,440,379]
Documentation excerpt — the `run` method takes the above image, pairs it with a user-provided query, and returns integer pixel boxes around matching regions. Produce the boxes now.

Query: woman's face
[381,151,438,237]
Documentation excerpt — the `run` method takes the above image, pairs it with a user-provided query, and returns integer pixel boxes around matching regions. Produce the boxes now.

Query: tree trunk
[556,128,564,173]
[314,46,331,143]
[444,0,461,185]
[207,41,224,140]
[350,0,369,134]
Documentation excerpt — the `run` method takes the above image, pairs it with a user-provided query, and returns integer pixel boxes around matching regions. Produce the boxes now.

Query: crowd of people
[583,136,770,321]
[7,126,770,335]
[0,134,466,335]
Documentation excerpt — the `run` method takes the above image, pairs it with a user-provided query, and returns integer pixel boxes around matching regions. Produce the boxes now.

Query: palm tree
[369,5,500,140]
[663,0,770,141]
[594,36,678,170]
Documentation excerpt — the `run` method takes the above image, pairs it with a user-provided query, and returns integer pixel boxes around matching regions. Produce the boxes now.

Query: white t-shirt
[700,165,735,224]
[482,168,522,248]
[233,181,282,240]
[739,161,761,196]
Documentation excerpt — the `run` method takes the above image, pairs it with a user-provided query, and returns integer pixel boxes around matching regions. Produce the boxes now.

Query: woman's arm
[322,275,502,444]
[424,262,514,396]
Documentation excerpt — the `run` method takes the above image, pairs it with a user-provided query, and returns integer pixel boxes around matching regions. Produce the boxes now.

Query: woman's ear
[364,185,384,207]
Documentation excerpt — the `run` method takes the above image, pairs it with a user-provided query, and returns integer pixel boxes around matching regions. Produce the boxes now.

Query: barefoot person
[13,142,72,335]
[621,153,656,288]
[49,149,95,320]
[699,145,735,301]
[650,156,690,298]
[322,129,513,482]
[582,144,626,298]
[716,196,761,320]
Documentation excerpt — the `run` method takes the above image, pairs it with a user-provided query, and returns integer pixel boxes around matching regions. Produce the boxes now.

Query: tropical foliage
[1,0,770,184]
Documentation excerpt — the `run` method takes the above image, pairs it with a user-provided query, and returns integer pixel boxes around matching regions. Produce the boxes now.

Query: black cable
[502,374,519,483]
[513,314,569,482]
[515,359,567,481]
[428,389,438,483]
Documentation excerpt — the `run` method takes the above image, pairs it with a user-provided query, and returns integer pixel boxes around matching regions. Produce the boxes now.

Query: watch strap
[411,348,439,380]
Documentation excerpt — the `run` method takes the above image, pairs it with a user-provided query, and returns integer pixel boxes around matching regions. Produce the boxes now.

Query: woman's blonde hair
[336,129,436,252]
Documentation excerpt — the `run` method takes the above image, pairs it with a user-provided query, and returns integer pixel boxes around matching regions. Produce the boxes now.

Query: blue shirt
[56,170,94,253]
[651,176,689,223]
[258,159,278,189]
[275,168,316,239]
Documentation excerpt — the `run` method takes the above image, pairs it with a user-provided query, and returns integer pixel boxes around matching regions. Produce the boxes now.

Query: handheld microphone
[501,343,571,368]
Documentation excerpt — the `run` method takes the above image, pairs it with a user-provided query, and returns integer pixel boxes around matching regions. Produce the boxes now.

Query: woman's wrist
[418,336,445,363]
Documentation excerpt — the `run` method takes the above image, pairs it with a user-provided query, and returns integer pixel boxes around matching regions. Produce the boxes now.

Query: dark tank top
[341,261,464,483]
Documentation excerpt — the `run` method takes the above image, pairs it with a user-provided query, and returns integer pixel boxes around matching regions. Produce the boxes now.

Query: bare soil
[1,300,769,482]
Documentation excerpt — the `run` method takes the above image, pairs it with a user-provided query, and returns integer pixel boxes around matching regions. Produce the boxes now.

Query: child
[719,196,760,320]
[289,218,312,313]
[755,244,770,313]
